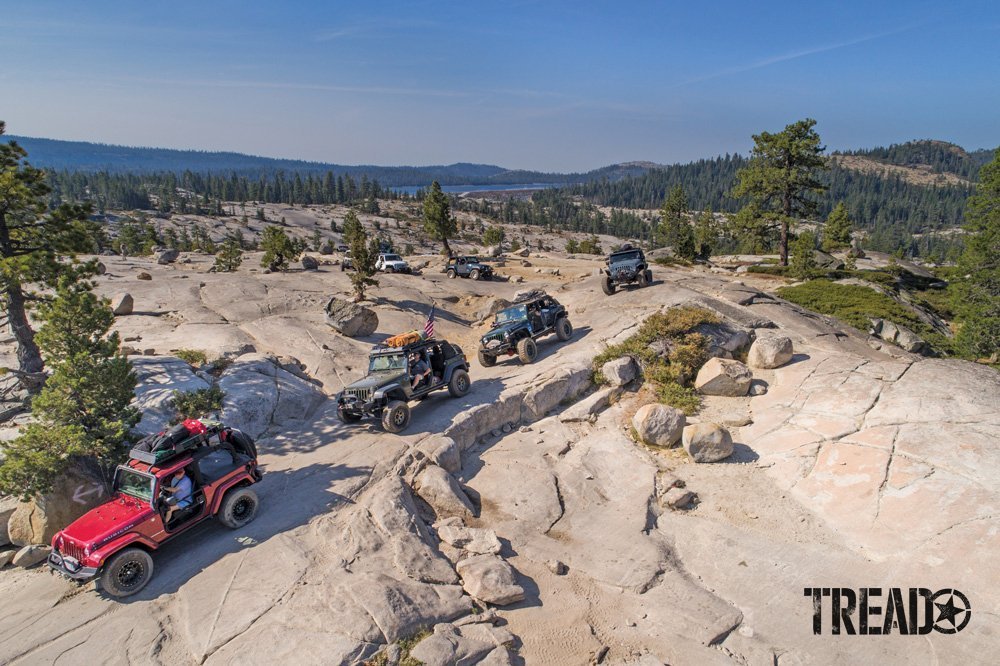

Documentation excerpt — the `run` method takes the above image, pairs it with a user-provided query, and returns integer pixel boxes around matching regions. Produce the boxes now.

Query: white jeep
[375,253,411,273]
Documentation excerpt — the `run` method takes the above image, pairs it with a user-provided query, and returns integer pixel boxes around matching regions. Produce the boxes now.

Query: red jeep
[48,420,263,597]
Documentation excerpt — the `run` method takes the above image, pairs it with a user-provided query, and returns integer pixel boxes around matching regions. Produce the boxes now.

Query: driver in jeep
[163,468,193,525]
[410,351,432,390]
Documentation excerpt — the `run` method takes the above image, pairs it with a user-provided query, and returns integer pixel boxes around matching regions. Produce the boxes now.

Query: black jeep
[444,256,494,281]
[600,245,652,295]
[335,338,471,433]
[477,291,572,367]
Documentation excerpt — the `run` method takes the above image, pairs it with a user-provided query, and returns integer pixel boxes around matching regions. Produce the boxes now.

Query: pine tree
[343,211,379,300]
[790,231,817,278]
[260,225,299,271]
[731,119,828,265]
[822,202,853,252]
[658,185,695,259]
[214,233,243,272]
[0,277,139,498]
[0,121,99,388]
[954,148,1000,359]
[693,207,718,260]
[423,181,457,256]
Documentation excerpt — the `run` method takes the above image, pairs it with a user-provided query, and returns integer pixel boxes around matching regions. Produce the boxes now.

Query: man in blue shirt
[163,468,194,525]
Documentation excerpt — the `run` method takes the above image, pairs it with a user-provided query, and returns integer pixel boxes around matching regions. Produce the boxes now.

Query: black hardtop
[513,289,551,305]
[608,245,643,261]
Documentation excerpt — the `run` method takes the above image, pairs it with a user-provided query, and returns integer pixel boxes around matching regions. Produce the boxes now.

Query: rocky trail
[1,249,996,665]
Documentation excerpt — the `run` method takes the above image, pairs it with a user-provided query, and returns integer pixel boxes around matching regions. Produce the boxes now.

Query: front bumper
[48,551,99,581]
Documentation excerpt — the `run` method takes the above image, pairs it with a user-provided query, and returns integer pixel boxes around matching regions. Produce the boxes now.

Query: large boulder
[12,544,50,568]
[110,293,134,315]
[0,496,18,547]
[682,422,734,463]
[137,272,152,281]
[870,318,928,354]
[418,436,462,475]
[131,356,212,435]
[695,358,752,396]
[514,246,530,257]
[747,335,794,369]
[437,525,503,555]
[413,465,476,521]
[484,245,502,258]
[325,297,378,338]
[155,248,180,264]
[7,467,107,546]
[813,250,844,270]
[455,554,525,606]
[631,404,685,447]
[410,621,514,666]
[0,548,15,568]
[301,255,319,271]
[476,297,512,323]
[601,357,637,386]
[218,354,326,439]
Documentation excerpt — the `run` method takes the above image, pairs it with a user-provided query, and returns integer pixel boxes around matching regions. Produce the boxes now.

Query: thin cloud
[670,24,921,89]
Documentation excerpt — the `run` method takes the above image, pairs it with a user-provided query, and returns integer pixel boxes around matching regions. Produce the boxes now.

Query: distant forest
[17,134,998,260]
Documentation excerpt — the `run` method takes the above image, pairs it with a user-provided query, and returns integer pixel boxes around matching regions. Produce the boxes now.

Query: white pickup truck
[375,253,411,273]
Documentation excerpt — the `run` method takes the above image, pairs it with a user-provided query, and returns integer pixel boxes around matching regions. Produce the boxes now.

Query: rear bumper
[48,552,99,581]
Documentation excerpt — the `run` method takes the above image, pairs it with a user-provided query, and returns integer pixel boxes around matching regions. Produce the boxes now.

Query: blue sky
[2,0,998,171]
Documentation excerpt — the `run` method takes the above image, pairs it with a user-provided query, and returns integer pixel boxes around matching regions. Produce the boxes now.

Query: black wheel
[100,548,153,598]
[340,262,346,272]
[447,269,457,279]
[555,317,573,341]
[601,277,615,295]
[385,266,395,273]
[470,268,480,280]
[516,337,538,364]
[638,271,649,287]
[478,349,496,367]
[448,368,471,397]
[382,400,411,433]
[645,269,652,284]
[337,406,361,424]
[219,487,259,529]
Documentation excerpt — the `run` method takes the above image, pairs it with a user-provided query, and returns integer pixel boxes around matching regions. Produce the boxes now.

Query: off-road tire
[470,268,480,280]
[337,406,361,424]
[385,266,395,273]
[382,400,411,433]
[645,269,652,284]
[555,317,573,341]
[478,349,496,367]
[448,368,471,397]
[447,269,457,279]
[340,262,346,272]
[100,548,153,598]
[219,487,259,529]
[517,337,538,364]
[601,277,615,295]
[638,271,649,288]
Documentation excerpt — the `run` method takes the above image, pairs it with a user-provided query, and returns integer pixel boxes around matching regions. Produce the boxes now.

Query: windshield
[369,353,406,372]
[384,254,402,262]
[610,250,641,264]
[115,468,154,502]
[495,304,528,325]
[465,256,480,263]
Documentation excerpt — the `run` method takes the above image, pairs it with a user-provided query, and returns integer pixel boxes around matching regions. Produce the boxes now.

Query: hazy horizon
[3,0,999,171]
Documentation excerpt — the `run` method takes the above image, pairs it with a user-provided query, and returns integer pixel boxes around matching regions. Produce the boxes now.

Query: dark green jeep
[335,338,471,433]
[477,291,573,367]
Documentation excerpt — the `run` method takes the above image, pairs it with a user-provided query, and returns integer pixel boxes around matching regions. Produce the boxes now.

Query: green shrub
[175,349,208,366]
[652,256,692,268]
[171,386,225,422]
[593,306,718,414]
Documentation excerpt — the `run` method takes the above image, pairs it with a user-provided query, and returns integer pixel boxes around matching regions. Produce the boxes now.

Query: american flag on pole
[423,304,435,339]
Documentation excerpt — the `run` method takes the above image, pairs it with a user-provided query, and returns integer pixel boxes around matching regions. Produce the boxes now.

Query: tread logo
[804,588,971,635]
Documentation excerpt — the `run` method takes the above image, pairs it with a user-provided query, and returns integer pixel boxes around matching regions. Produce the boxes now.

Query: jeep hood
[485,321,523,337]
[59,494,154,545]
[344,370,406,391]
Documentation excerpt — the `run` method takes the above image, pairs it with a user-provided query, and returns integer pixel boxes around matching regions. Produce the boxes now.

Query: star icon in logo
[932,589,971,633]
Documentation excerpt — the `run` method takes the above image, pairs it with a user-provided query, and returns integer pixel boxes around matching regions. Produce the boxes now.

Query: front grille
[344,388,372,402]
[612,267,636,279]
[61,540,86,560]
[484,331,506,346]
